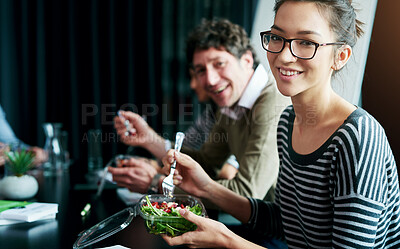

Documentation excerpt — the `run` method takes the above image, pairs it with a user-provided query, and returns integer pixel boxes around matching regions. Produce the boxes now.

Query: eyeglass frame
[259,31,346,60]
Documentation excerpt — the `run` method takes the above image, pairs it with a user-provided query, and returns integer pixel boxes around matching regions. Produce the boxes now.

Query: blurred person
[114,18,290,200]
[0,142,9,166]
[160,1,400,248]
[109,70,240,194]
[179,69,239,179]
[0,105,47,166]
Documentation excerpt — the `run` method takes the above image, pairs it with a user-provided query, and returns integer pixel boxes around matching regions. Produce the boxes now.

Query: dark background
[362,0,400,168]
[0,0,258,170]
[1,0,398,174]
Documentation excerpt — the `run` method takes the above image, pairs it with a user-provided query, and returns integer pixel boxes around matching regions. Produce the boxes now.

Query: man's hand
[114,111,168,160]
[108,157,159,193]
[114,111,156,148]
[29,147,47,166]
[0,142,9,166]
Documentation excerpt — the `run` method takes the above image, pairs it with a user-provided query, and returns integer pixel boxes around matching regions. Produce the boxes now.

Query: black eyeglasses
[260,31,345,60]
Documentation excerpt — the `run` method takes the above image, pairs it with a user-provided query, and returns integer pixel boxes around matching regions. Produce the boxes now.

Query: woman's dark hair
[273,0,364,47]
[186,18,259,69]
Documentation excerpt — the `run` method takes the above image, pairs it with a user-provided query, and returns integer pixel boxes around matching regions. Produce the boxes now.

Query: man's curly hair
[186,18,259,69]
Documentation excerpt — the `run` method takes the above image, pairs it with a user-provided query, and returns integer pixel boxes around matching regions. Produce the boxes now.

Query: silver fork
[162,132,185,197]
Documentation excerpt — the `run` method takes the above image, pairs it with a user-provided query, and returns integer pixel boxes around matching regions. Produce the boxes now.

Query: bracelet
[147,174,163,194]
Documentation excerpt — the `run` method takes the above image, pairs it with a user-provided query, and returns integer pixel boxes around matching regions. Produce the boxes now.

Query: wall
[362,0,400,164]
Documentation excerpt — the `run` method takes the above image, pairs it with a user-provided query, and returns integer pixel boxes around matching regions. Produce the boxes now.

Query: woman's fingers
[174,151,197,170]
[162,149,175,167]
[162,213,218,248]
[173,169,183,185]
[179,208,202,224]
[162,150,198,175]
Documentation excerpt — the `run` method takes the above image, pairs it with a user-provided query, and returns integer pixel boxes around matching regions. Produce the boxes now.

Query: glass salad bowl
[138,194,206,237]
[73,194,206,248]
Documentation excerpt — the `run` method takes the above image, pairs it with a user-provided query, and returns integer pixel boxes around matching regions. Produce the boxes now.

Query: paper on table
[0,218,26,226]
[0,213,56,225]
[95,245,131,249]
[0,202,58,222]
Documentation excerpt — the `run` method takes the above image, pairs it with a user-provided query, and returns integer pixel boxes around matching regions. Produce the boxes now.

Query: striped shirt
[248,106,400,248]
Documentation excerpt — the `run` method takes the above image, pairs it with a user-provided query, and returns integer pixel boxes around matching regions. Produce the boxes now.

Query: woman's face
[267,1,337,98]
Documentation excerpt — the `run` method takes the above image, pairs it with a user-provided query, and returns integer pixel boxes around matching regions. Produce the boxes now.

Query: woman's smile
[278,67,303,81]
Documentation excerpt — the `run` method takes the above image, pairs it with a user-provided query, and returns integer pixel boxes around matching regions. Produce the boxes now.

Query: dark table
[0,165,185,249]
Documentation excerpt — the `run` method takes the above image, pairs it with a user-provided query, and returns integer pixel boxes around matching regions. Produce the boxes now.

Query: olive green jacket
[182,77,290,199]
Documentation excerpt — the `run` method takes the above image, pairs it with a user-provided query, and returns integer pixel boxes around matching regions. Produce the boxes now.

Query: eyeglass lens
[262,34,316,59]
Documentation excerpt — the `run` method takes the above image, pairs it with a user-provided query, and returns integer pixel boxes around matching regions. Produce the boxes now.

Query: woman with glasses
[162,0,400,248]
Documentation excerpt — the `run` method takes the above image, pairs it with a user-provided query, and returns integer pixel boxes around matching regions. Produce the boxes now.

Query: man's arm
[114,111,167,160]
[216,110,280,199]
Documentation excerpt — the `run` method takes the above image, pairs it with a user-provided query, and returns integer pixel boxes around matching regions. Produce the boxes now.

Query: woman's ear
[332,45,352,71]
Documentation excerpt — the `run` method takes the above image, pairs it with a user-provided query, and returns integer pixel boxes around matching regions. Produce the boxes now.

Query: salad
[140,195,203,237]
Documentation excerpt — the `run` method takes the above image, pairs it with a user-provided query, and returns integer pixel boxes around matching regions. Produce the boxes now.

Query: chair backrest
[250,0,378,106]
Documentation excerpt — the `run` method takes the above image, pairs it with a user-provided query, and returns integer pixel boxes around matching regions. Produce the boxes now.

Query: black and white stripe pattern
[248,106,400,248]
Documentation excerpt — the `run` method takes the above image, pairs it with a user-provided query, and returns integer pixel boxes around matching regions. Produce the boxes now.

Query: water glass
[87,129,103,174]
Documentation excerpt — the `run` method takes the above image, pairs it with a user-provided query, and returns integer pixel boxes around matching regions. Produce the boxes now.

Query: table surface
[0,165,187,249]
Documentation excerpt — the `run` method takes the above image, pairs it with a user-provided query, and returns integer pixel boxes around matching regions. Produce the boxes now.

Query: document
[0,200,58,223]
[96,246,131,249]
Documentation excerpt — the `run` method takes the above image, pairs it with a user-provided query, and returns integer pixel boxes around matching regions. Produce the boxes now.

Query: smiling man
[180,18,290,199]
[114,18,290,200]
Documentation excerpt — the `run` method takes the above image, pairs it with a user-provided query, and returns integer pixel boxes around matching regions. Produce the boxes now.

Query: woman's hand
[162,150,214,199]
[162,208,234,248]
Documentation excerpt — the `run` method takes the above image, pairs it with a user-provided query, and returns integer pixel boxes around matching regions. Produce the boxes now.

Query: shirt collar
[220,64,269,119]
[238,64,269,109]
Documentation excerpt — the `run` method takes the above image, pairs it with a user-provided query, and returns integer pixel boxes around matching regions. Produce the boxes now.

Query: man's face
[189,69,209,103]
[192,47,254,107]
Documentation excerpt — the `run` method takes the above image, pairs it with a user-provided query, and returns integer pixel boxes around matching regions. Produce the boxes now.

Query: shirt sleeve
[331,114,396,248]
[216,87,284,199]
[225,154,239,169]
[0,105,29,148]
[247,197,285,240]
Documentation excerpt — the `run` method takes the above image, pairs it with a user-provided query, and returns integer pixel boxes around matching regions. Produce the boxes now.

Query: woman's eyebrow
[271,24,283,32]
[297,30,322,37]
[271,24,322,37]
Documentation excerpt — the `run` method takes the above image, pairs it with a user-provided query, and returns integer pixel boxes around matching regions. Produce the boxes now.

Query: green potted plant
[0,150,39,200]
